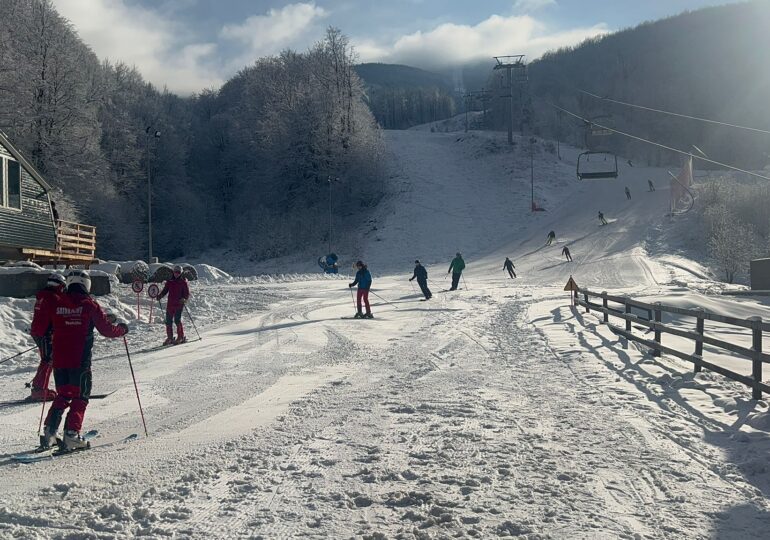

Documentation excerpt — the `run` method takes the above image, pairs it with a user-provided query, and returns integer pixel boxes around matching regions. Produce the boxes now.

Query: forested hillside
[484,1,770,170]
[0,0,383,260]
[355,63,457,129]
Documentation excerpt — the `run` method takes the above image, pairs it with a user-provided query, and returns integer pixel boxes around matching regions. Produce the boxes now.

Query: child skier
[349,261,373,318]
[28,273,66,401]
[503,257,516,278]
[39,270,128,451]
[447,252,465,291]
[157,264,190,345]
[409,260,432,300]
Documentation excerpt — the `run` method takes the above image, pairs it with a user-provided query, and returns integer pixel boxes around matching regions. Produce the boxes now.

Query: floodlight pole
[530,137,536,210]
[145,127,161,264]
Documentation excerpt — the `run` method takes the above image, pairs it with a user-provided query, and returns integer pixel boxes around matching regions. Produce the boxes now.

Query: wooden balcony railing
[55,220,96,258]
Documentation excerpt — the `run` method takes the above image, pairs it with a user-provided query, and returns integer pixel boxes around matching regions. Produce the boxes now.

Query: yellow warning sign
[564,276,579,292]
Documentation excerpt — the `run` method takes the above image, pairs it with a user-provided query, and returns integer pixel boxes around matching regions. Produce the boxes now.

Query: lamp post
[146,127,161,264]
[327,176,338,254]
[530,137,536,211]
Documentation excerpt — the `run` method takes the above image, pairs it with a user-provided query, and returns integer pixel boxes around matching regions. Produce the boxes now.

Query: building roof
[0,130,52,192]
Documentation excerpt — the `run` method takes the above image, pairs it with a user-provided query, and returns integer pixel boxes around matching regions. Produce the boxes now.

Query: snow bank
[194,264,231,282]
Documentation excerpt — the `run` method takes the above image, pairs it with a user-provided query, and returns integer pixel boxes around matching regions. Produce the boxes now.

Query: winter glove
[117,323,129,336]
[180,298,186,305]
[348,283,354,288]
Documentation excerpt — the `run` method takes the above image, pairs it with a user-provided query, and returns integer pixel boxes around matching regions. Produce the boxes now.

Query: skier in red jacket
[39,270,128,451]
[157,264,190,345]
[28,273,66,401]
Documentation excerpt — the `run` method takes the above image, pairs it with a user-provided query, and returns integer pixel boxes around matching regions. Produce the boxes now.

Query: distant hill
[481,1,770,170]
[355,63,458,129]
[355,63,452,91]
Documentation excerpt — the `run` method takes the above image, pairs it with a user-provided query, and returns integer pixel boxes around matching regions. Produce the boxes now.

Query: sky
[51,0,743,95]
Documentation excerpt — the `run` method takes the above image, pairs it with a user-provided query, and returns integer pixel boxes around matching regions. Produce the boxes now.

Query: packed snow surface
[2,128,770,538]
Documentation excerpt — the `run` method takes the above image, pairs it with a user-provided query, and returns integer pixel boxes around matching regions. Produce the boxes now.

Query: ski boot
[175,335,187,345]
[364,312,374,319]
[29,387,57,402]
[38,427,57,451]
[353,312,363,319]
[163,337,175,346]
[61,430,90,453]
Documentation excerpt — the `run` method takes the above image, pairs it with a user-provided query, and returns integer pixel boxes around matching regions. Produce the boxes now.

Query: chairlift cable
[530,94,770,181]
[576,88,770,137]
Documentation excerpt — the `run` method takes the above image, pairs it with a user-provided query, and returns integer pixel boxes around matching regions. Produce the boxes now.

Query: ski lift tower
[493,55,527,145]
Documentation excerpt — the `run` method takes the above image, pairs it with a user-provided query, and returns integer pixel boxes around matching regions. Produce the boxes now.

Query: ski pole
[123,336,148,437]
[462,274,470,291]
[184,304,202,341]
[349,286,357,314]
[370,290,399,309]
[0,345,36,365]
[410,280,417,295]
[37,349,50,435]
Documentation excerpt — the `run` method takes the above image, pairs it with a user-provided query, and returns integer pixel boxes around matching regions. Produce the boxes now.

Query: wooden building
[0,131,95,266]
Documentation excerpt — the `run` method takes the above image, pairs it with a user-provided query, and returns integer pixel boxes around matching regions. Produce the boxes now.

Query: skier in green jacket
[447,253,465,291]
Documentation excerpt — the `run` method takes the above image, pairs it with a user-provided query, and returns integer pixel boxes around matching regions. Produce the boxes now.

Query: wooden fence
[576,288,770,399]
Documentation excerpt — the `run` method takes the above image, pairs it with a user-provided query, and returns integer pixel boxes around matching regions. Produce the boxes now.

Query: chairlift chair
[576,151,619,180]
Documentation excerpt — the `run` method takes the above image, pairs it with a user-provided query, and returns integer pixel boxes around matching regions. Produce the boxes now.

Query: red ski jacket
[31,288,60,339]
[158,277,190,312]
[47,292,127,370]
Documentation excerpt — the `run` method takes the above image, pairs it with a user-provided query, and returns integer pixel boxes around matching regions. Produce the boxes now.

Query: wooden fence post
[625,298,632,332]
[750,316,763,400]
[694,309,704,374]
[602,292,609,323]
[653,303,662,357]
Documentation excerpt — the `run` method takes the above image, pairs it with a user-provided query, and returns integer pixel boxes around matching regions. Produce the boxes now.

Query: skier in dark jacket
[447,253,465,291]
[503,257,516,278]
[349,261,373,318]
[625,186,631,200]
[29,273,66,401]
[157,265,190,345]
[546,231,556,245]
[409,260,432,299]
[648,179,655,192]
[38,270,128,451]
[562,246,572,261]
[598,211,608,225]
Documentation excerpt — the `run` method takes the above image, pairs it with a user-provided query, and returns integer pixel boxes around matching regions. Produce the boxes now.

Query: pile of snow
[194,264,231,282]
[2,260,43,269]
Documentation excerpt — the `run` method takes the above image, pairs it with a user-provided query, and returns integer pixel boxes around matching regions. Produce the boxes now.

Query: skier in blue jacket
[349,261,373,318]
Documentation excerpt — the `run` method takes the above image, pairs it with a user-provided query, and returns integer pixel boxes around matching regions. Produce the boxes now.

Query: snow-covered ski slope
[3,128,770,538]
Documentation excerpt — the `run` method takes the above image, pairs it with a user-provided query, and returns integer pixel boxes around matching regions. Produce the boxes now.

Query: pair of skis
[12,430,138,463]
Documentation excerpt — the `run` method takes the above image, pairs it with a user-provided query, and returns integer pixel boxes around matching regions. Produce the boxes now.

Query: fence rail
[576,287,768,399]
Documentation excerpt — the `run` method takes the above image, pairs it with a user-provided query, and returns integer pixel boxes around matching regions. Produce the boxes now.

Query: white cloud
[513,0,557,13]
[52,1,327,95]
[52,0,222,94]
[355,13,608,69]
[220,3,328,70]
